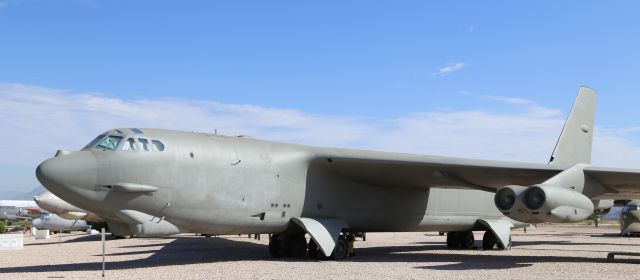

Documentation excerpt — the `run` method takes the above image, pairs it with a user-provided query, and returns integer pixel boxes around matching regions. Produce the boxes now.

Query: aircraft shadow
[351,245,640,269]
[0,236,268,273]
[23,234,102,246]
[3,235,638,274]
[513,240,640,247]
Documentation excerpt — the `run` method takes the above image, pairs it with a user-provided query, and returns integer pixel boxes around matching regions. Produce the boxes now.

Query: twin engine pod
[494,185,594,223]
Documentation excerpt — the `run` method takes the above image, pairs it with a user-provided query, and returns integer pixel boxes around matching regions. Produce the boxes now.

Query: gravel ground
[1,224,639,279]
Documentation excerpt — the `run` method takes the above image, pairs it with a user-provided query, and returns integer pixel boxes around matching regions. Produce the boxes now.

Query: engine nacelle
[495,185,532,222]
[495,185,594,223]
[521,185,594,223]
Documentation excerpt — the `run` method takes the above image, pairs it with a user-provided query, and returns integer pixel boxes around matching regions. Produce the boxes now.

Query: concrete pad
[0,224,639,279]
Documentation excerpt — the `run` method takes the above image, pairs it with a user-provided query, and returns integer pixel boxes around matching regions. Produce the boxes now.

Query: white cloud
[434,62,467,77]
[1,83,639,192]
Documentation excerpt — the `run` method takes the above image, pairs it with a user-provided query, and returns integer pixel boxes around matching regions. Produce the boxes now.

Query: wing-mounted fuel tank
[494,164,595,223]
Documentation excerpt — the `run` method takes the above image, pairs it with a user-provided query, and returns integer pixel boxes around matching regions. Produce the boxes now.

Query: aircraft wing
[584,167,640,199]
[314,150,640,199]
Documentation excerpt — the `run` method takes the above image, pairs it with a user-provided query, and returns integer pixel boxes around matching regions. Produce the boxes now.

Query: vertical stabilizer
[549,87,597,166]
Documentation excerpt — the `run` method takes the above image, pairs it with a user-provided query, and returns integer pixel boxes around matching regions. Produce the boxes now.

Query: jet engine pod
[521,185,594,223]
[494,185,537,223]
[494,185,527,212]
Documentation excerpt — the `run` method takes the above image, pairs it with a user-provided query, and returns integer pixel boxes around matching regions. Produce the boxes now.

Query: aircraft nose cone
[33,191,58,212]
[36,151,97,194]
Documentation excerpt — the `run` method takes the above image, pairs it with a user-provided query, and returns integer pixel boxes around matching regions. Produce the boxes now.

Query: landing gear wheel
[446,232,458,249]
[289,234,308,258]
[447,231,474,249]
[331,237,349,259]
[308,239,321,259]
[276,235,292,257]
[460,231,474,249]
[482,231,499,250]
[346,234,355,257]
[268,234,282,258]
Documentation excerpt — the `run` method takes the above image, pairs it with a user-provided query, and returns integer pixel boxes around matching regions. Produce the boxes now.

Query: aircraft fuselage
[37,129,507,236]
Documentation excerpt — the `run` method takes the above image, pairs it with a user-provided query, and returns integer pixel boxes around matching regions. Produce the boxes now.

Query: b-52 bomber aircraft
[36,87,640,259]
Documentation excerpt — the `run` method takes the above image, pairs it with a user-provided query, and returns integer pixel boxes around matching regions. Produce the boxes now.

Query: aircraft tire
[460,231,474,249]
[446,232,458,249]
[289,234,308,258]
[482,231,499,250]
[268,234,282,258]
[331,237,349,260]
[308,239,321,259]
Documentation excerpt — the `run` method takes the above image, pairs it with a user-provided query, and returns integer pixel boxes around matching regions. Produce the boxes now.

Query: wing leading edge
[311,150,640,200]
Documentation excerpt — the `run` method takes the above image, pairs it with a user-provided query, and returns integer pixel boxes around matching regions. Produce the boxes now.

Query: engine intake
[494,185,525,212]
[523,187,545,211]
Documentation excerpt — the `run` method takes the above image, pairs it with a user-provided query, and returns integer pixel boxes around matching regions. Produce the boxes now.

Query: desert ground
[1,224,639,279]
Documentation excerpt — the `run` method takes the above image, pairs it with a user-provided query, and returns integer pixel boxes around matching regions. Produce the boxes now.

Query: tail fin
[548,87,597,166]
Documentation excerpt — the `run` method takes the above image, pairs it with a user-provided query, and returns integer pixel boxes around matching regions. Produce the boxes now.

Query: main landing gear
[269,233,357,260]
[446,231,475,249]
[446,230,511,250]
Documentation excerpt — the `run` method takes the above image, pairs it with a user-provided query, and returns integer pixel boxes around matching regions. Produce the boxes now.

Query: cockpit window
[97,135,123,150]
[130,128,144,134]
[630,205,639,211]
[83,134,106,150]
[122,138,137,151]
[138,138,150,151]
[152,140,165,151]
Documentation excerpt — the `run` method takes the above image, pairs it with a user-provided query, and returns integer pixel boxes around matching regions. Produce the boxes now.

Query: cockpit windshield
[96,135,123,150]
[83,134,106,150]
[83,130,166,152]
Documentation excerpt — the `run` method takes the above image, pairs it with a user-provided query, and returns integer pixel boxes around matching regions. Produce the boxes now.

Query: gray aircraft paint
[31,213,90,231]
[35,87,640,256]
[34,191,104,222]
[36,131,517,234]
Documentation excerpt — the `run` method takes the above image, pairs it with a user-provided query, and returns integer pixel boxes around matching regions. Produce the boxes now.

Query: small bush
[0,221,5,233]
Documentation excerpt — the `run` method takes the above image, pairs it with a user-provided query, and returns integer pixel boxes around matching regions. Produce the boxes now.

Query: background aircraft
[0,200,41,221]
[34,191,104,222]
[36,87,640,259]
[31,213,90,232]
[620,200,640,236]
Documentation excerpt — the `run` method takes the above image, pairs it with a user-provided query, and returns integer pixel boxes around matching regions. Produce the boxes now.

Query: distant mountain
[9,186,46,200]
[0,190,22,200]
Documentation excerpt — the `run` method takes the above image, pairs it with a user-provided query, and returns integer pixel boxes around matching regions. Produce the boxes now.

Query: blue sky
[1,1,639,194]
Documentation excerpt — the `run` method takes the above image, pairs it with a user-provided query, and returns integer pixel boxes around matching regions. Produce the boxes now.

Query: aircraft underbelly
[300,181,504,233]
